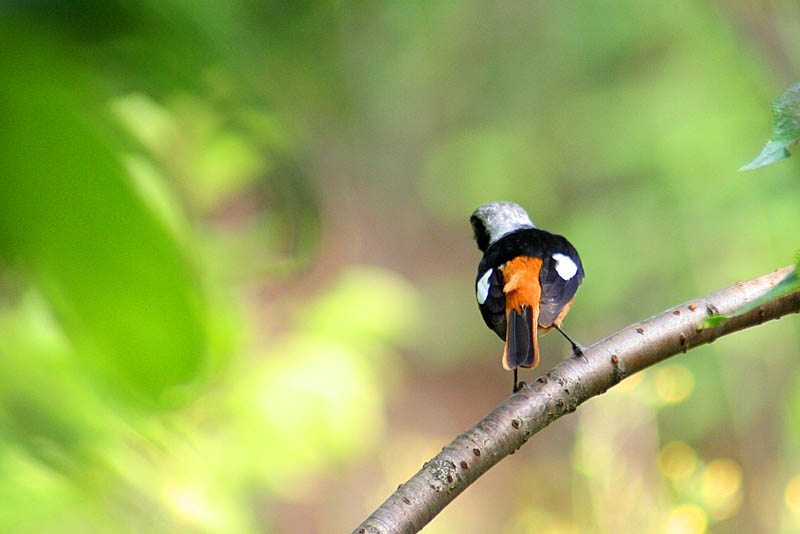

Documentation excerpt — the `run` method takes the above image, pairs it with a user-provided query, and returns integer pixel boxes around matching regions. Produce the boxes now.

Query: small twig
[353,266,800,534]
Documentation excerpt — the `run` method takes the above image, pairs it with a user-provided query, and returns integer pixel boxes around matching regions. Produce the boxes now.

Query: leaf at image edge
[740,81,800,171]
[0,29,209,408]
[739,139,792,171]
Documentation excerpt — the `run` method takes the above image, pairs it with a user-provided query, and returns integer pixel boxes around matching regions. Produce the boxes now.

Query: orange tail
[500,256,543,370]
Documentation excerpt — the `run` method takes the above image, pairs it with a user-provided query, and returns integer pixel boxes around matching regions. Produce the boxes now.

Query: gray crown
[471,202,536,250]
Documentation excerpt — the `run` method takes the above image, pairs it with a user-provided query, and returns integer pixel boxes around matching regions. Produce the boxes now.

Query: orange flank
[552,295,575,327]
[538,295,576,336]
[499,256,542,370]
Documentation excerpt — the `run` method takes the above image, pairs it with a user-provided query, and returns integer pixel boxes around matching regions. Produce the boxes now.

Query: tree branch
[353,265,800,534]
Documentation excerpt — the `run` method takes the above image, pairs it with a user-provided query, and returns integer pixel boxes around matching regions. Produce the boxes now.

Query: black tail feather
[505,306,537,369]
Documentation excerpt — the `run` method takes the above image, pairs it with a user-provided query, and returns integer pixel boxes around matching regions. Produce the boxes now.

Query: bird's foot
[572,343,588,362]
[513,380,527,393]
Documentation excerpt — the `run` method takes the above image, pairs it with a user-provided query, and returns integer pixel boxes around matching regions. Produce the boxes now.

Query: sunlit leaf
[229,335,385,497]
[302,265,422,350]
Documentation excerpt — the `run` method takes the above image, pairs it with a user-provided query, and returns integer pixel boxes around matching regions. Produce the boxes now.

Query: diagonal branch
[353,265,800,534]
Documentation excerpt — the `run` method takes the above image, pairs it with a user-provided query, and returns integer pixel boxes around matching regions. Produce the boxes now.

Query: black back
[476,228,585,340]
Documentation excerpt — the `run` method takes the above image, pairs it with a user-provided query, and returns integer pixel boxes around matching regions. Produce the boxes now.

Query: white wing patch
[552,253,578,280]
[476,268,493,304]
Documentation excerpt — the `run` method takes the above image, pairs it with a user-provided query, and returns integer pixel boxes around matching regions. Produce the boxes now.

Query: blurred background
[0,1,798,533]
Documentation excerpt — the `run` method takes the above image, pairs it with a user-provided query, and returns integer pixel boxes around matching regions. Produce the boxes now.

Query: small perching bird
[470,202,586,392]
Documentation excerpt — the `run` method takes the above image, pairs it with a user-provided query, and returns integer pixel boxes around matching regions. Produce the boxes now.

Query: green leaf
[701,315,729,328]
[740,82,800,171]
[0,27,208,408]
[734,267,799,314]
[702,266,799,328]
[739,139,792,171]
[773,82,800,141]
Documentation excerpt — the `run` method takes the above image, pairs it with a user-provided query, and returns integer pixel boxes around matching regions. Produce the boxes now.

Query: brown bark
[353,266,800,534]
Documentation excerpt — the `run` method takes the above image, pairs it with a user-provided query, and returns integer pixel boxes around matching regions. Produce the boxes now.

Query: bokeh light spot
[785,474,800,515]
[614,371,643,394]
[655,364,695,403]
[667,504,707,534]
[701,459,742,501]
[658,441,696,480]
[164,485,222,529]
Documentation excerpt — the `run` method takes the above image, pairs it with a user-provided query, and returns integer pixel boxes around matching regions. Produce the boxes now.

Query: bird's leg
[512,368,527,393]
[555,325,587,361]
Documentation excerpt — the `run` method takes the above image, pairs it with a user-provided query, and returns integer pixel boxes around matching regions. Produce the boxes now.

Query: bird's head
[470,202,536,253]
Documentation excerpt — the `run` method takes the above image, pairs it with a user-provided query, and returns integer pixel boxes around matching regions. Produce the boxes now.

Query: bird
[470,201,586,393]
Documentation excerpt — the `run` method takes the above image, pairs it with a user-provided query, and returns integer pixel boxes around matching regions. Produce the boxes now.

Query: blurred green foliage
[0,31,208,405]
[0,1,798,533]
